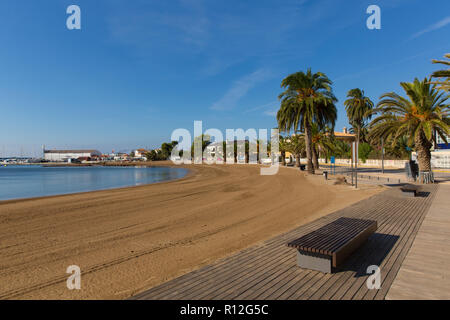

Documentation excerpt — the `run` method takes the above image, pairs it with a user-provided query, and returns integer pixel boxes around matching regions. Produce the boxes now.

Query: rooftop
[44,149,101,154]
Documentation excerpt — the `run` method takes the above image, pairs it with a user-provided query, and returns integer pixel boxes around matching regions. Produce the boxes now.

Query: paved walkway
[132,184,437,300]
[320,165,450,186]
[386,184,450,299]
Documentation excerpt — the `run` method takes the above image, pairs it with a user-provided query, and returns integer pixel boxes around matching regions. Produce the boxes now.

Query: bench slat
[288,217,377,258]
[288,218,357,251]
[323,219,375,254]
[313,219,370,255]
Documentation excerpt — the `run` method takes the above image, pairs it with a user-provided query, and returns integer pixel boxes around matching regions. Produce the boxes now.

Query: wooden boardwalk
[132,185,438,300]
[386,184,450,299]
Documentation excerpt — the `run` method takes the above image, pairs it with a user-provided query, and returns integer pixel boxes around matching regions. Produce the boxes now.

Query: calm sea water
[0,165,188,201]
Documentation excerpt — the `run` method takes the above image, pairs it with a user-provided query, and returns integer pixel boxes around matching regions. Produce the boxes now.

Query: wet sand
[0,162,383,299]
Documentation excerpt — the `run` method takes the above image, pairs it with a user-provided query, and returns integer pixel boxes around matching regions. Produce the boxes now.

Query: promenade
[132,184,438,300]
[386,184,450,299]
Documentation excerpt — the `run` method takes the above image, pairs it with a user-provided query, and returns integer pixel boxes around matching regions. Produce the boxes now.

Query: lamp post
[381,137,384,174]
[356,140,358,189]
[352,141,358,189]
[351,142,354,186]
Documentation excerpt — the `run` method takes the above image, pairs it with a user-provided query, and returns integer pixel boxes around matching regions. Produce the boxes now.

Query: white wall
[44,152,94,162]
[413,151,450,169]
[311,151,450,169]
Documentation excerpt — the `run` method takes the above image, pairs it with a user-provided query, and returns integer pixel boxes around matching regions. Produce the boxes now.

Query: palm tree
[349,121,370,143]
[286,134,305,167]
[310,124,336,168]
[430,53,450,92]
[369,78,449,181]
[312,125,335,165]
[333,140,351,159]
[279,136,289,166]
[191,134,211,158]
[384,135,414,160]
[298,124,334,168]
[277,69,337,174]
[344,89,374,149]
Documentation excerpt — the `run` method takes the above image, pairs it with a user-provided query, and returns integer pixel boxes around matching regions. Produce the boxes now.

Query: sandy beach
[0,163,383,299]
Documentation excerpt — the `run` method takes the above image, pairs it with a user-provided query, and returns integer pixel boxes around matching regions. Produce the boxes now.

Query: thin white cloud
[106,0,210,52]
[211,69,273,110]
[263,109,278,117]
[334,50,438,82]
[410,16,450,39]
[243,101,278,114]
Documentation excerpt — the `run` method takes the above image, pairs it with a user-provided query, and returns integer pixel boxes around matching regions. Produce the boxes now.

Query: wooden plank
[295,198,400,299]
[308,194,421,300]
[131,185,437,300]
[333,222,377,267]
[334,187,436,300]
[157,202,371,299]
[288,218,375,255]
[329,197,423,299]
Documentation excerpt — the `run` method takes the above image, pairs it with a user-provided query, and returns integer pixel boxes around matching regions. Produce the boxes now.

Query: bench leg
[402,191,416,197]
[296,250,332,273]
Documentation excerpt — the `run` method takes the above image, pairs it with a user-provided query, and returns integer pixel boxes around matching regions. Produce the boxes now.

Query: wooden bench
[400,185,418,197]
[287,217,377,273]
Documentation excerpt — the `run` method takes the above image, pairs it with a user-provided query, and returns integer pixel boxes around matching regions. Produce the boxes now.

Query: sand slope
[0,163,382,299]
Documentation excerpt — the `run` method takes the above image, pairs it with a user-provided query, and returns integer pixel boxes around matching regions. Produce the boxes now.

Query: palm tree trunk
[312,144,319,170]
[304,123,315,174]
[281,150,286,166]
[415,131,432,181]
[295,154,301,167]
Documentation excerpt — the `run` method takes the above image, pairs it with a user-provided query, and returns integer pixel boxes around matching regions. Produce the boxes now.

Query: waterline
[0,165,188,201]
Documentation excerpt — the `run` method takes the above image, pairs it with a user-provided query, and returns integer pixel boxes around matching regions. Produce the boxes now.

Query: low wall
[414,151,450,169]
[321,158,408,168]
[294,151,450,169]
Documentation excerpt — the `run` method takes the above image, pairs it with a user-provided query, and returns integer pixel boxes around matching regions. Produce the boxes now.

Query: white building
[435,132,450,151]
[134,148,148,158]
[43,149,102,162]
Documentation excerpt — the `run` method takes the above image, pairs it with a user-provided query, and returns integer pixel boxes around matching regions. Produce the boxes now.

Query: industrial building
[43,149,102,162]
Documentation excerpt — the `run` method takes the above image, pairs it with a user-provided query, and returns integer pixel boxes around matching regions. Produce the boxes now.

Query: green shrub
[358,142,373,163]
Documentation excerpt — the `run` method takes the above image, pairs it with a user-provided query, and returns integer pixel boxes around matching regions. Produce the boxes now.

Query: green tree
[349,121,370,143]
[190,134,212,159]
[369,78,449,180]
[384,135,414,160]
[297,124,334,167]
[286,134,305,167]
[430,53,450,92]
[333,140,351,159]
[277,69,337,174]
[311,124,335,167]
[358,142,373,163]
[344,88,374,149]
[145,150,159,161]
[279,136,289,166]
[161,141,179,160]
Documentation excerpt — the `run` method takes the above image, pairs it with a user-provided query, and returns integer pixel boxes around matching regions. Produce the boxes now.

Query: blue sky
[1,0,449,156]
